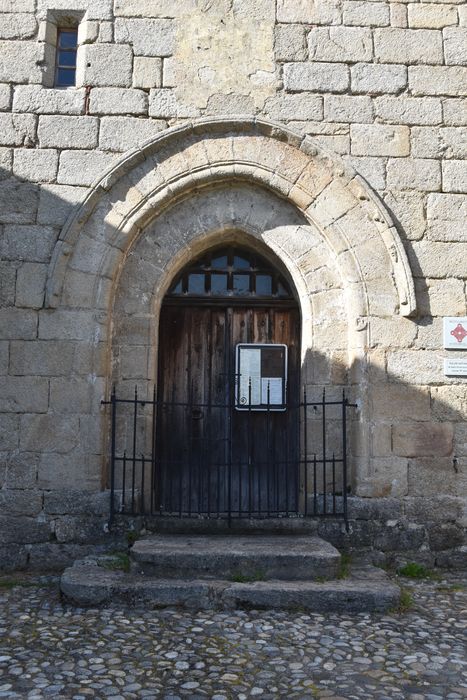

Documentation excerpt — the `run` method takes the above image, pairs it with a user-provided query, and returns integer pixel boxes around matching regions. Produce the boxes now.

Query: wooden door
[156,303,300,516]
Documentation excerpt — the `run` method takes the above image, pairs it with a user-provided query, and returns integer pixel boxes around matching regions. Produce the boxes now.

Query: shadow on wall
[0,165,466,573]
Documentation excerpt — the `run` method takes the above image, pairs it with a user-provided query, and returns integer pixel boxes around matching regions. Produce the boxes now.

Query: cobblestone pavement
[0,573,465,700]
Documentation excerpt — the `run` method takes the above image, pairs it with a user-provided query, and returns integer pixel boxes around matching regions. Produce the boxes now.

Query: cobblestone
[0,573,465,698]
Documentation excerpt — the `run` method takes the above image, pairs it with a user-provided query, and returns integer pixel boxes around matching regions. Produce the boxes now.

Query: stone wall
[0,0,466,570]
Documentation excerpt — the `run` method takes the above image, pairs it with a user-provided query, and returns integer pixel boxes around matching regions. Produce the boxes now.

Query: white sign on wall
[443,317,467,350]
[444,358,467,377]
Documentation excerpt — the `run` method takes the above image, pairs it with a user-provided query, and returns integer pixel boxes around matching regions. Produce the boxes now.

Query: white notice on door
[239,347,261,405]
[261,377,283,405]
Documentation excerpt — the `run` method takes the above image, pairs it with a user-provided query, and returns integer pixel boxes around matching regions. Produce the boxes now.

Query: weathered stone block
[283,62,349,92]
[0,224,56,262]
[99,116,166,152]
[0,414,19,450]
[274,23,307,61]
[375,96,442,125]
[0,341,8,375]
[348,156,386,190]
[411,240,467,277]
[0,12,37,39]
[409,65,467,96]
[132,56,162,89]
[431,385,467,421]
[383,190,426,240]
[408,458,467,497]
[443,27,467,65]
[0,83,11,111]
[114,0,195,17]
[114,18,175,56]
[15,262,47,309]
[49,377,95,413]
[443,160,467,193]
[371,385,431,422]
[58,150,117,186]
[387,158,441,191]
[0,544,28,572]
[44,490,109,516]
[436,547,467,569]
[277,0,341,24]
[148,89,178,118]
[408,3,458,28]
[0,146,12,175]
[20,414,80,453]
[264,93,323,121]
[13,148,58,183]
[54,515,106,544]
[0,308,37,340]
[411,126,467,159]
[1,452,38,489]
[10,340,77,376]
[308,26,373,62]
[0,40,43,83]
[0,516,50,544]
[374,520,426,552]
[38,309,94,341]
[443,98,467,126]
[37,116,99,149]
[13,85,85,115]
[426,192,467,241]
[351,123,409,156]
[38,452,101,491]
[37,184,86,226]
[0,261,15,306]
[77,44,133,88]
[343,1,390,26]
[428,522,464,551]
[0,113,36,146]
[89,88,148,116]
[0,377,48,413]
[0,178,39,226]
[387,350,444,384]
[374,28,443,64]
[0,489,42,516]
[393,423,454,458]
[390,3,407,28]
[0,0,35,11]
[415,277,466,316]
[324,95,373,123]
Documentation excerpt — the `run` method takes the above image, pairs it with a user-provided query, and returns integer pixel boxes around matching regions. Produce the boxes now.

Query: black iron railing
[103,387,357,528]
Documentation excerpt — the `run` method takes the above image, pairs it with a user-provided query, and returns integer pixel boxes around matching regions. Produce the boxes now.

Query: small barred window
[54,28,78,87]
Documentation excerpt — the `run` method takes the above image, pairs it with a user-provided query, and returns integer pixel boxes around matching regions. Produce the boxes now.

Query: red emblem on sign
[451,323,467,343]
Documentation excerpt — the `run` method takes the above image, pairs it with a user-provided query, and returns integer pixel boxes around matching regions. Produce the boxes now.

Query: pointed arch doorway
[156,244,301,518]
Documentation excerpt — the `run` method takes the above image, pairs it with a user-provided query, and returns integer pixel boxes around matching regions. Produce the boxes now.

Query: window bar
[284,399,289,517]
[109,385,117,526]
[266,380,271,517]
[342,389,349,531]
[150,385,157,516]
[322,388,327,516]
[332,453,336,515]
[131,386,138,515]
[228,379,233,526]
[248,377,253,518]
[188,384,193,518]
[141,454,146,516]
[313,453,317,516]
[303,386,308,517]
[122,451,127,514]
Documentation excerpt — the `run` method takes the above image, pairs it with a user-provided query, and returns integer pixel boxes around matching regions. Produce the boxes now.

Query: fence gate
[103,386,356,528]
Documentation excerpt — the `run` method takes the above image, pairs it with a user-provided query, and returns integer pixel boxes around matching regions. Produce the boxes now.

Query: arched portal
[157,243,301,516]
[44,118,417,499]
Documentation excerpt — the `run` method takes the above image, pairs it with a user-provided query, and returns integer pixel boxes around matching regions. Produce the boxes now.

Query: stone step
[130,534,341,581]
[60,561,400,613]
[140,516,319,536]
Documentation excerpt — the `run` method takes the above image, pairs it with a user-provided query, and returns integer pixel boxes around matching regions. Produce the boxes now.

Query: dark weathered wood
[157,302,300,516]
